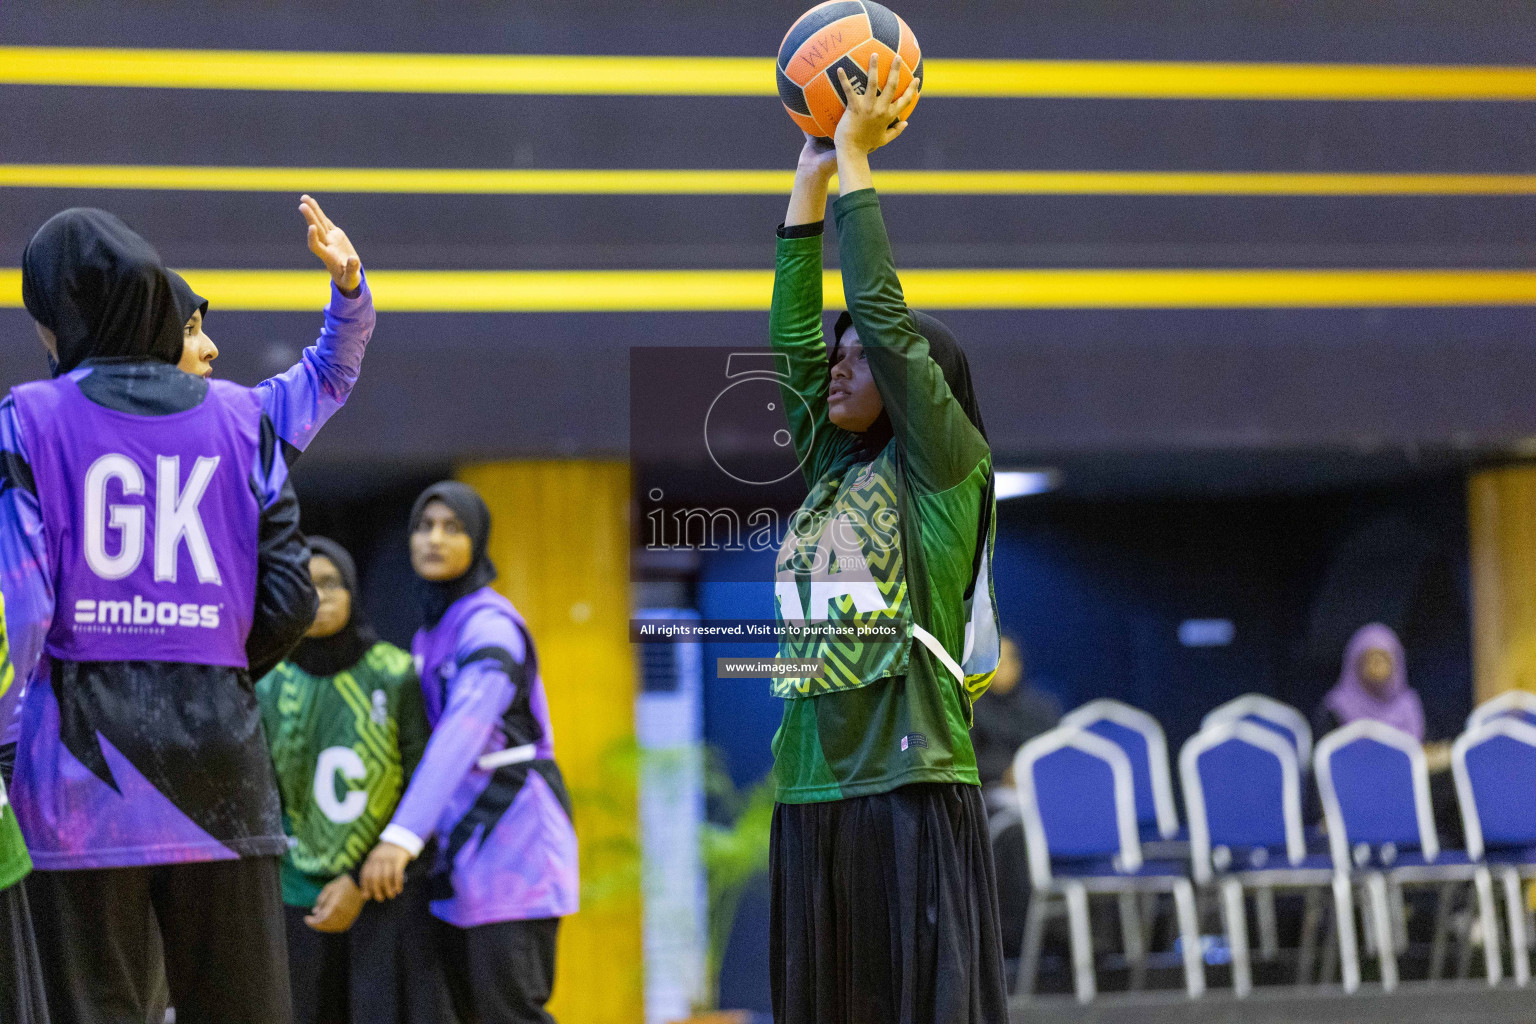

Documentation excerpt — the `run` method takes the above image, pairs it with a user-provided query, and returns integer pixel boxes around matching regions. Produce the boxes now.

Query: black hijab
[22,208,193,376]
[288,537,380,677]
[410,481,498,628]
[832,308,988,443]
[833,308,993,600]
[166,269,209,324]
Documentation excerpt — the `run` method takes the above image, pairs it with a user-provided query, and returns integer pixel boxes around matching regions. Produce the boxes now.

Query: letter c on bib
[314,746,369,824]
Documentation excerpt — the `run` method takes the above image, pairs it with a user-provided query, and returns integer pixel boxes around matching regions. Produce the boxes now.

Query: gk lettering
[83,453,222,584]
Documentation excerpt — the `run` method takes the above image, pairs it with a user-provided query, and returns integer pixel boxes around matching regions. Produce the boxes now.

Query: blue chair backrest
[1315,721,1435,867]
[1017,727,1142,887]
[1087,720,1156,827]
[1454,719,1536,859]
[1060,698,1179,840]
[1242,715,1303,756]
[1467,690,1536,732]
[1202,694,1312,769]
[1181,720,1305,882]
[1034,746,1121,857]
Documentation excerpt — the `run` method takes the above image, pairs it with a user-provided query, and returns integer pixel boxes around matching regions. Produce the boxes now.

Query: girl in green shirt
[257,538,449,1024]
[767,56,1008,1024]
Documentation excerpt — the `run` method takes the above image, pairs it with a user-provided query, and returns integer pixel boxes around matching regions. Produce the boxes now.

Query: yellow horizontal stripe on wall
[2,46,1535,100]
[5,268,1536,312]
[6,164,1536,196]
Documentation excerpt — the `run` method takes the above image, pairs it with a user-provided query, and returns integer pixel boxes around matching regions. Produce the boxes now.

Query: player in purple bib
[0,194,375,757]
[359,482,579,1024]
[4,208,318,1023]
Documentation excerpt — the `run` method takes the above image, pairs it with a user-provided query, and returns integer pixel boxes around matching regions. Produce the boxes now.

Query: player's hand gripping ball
[777,0,922,139]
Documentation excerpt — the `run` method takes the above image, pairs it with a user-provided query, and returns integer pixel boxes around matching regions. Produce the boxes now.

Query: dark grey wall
[4,0,1535,491]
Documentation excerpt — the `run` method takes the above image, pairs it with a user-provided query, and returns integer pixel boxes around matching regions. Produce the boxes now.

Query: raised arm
[254,195,375,463]
[0,396,53,753]
[831,57,989,493]
[773,136,859,487]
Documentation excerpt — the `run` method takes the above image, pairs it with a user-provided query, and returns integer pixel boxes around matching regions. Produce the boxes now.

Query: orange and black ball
[776,1,923,139]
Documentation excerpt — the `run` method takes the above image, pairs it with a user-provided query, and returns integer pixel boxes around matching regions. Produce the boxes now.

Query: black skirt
[770,782,1009,1024]
[285,876,454,1024]
[0,882,49,1024]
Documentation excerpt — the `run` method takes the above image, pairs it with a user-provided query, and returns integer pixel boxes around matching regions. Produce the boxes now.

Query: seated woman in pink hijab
[1311,623,1426,743]
[1311,622,1458,834]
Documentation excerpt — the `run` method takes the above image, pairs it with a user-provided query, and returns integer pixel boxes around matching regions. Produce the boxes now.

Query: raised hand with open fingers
[833,54,921,158]
[300,194,362,296]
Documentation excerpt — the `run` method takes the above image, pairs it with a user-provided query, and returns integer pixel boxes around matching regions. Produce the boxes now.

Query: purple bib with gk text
[11,372,260,667]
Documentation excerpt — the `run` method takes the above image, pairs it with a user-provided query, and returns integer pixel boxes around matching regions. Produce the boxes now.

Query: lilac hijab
[1324,623,1425,741]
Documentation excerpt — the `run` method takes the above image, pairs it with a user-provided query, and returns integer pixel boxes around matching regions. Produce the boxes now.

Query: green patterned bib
[772,448,912,697]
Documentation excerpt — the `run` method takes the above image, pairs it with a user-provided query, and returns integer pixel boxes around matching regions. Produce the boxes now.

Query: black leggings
[28,857,290,1024]
[436,917,560,1024]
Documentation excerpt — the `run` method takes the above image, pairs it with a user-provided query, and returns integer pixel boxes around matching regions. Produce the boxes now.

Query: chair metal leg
[1219,878,1252,998]
[1333,873,1362,994]
[1141,891,1158,954]
[1428,881,1456,982]
[1255,885,1280,961]
[1456,900,1478,980]
[1014,888,1049,997]
[1474,866,1504,987]
[1366,873,1399,992]
[1358,882,1378,959]
[1388,879,1409,954]
[1172,878,1206,998]
[1297,886,1323,985]
[1319,895,1340,986]
[1118,891,1148,991]
[1064,882,1096,1003]
[1502,868,1530,987]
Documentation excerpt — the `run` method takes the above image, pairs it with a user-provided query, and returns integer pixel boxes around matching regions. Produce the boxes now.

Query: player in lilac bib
[0,195,375,756]
[360,482,578,1024]
[5,207,317,1024]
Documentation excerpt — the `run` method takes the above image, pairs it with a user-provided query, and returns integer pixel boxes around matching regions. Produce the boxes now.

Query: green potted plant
[695,757,775,1020]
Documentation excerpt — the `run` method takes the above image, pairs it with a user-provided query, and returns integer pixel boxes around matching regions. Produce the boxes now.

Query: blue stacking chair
[1014,726,1206,1003]
[1181,719,1359,996]
[1060,698,1181,843]
[1057,699,1183,990]
[1453,716,1536,986]
[1315,720,1501,990]
[1200,694,1315,959]
[1466,688,1536,732]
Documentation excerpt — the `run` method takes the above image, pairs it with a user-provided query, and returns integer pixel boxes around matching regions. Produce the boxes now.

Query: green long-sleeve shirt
[768,188,996,803]
[257,641,429,907]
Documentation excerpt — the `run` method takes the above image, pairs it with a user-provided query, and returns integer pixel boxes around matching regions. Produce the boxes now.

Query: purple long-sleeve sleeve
[393,587,575,925]
[382,611,525,855]
[0,397,53,748]
[254,273,375,458]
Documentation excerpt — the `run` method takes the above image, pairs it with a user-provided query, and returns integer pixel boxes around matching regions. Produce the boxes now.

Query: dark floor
[1011,982,1536,1024]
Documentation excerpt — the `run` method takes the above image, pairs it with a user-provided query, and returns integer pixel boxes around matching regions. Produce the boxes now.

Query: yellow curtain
[456,460,641,1023]
[1468,465,1536,703]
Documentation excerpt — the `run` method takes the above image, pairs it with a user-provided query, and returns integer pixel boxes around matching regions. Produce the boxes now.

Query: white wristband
[379,824,425,859]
